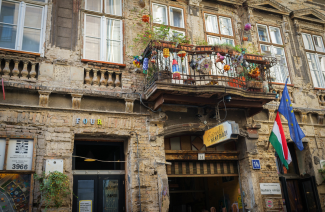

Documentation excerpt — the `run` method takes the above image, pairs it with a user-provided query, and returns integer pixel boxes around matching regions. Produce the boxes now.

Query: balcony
[141,41,277,111]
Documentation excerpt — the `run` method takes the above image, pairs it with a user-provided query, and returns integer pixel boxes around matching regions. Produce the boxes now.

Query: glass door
[73,175,125,212]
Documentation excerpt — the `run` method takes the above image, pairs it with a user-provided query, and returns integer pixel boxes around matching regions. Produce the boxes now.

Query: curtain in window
[22,5,42,52]
[85,15,101,60]
[170,8,183,28]
[219,17,232,36]
[0,1,19,49]
[106,0,121,16]
[107,19,121,63]
[269,27,282,45]
[205,15,218,33]
[153,4,167,24]
[302,34,314,50]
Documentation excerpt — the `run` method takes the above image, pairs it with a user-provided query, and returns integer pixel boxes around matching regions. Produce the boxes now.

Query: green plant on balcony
[34,171,75,212]
[318,164,325,180]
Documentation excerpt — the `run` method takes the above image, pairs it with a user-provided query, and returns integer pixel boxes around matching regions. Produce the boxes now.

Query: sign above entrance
[260,183,281,195]
[203,121,239,147]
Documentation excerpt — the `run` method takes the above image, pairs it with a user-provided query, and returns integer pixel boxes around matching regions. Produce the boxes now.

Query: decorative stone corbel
[294,19,301,35]
[71,94,83,109]
[125,98,135,113]
[268,109,276,122]
[189,0,202,6]
[38,91,51,107]
[300,111,308,124]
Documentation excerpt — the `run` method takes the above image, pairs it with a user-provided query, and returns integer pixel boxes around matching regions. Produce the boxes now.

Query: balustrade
[0,59,38,80]
[84,68,121,88]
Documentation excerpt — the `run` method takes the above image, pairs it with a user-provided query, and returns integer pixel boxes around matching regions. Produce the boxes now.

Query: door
[73,175,125,212]
[301,177,321,212]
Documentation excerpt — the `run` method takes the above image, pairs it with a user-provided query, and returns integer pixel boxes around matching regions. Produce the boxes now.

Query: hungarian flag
[269,112,292,169]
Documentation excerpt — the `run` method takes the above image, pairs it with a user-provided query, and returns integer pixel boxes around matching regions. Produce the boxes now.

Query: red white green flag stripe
[269,112,292,169]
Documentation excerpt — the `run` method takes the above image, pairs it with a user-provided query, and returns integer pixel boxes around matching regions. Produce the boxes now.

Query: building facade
[0,0,324,211]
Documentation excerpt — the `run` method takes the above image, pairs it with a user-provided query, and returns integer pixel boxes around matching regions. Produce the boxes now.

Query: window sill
[315,87,325,90]
[81,59,126,67]
[271,82,293,86]
[0,48,41,56]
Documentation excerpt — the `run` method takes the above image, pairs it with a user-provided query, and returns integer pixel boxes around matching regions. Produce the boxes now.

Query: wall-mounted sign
[265,199,274,208]
[260,183,281,195]
[79,200,92,212]
[203,121,239,147]
[252,159,261,170]
[76,118,102,125]
[198,153,205,160]
[0,139,6,170]
[6,139,33,170]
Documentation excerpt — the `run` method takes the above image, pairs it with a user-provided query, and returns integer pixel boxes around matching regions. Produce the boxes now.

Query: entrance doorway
[72,140,125,212]
[169,177,240,212]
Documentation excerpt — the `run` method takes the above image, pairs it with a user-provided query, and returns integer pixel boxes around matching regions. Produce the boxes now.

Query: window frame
[0,0,47,55]
[302,33,315,51]
[203,12,235,45]
[257,23,270,43]
[312,35,325,52]
[169,6,184,28]
[83,0,124,64]
[152,3,168,25]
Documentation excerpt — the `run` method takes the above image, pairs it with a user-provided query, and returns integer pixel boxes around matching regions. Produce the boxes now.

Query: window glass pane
[103,180,119,211]
[261,44,271,53]
[85,15,101,38]
[313,35,324,52]
[0,1,19,25]
[170,137,181,150]
[86,0,101,12]
[24,6,42,29]
[219,17,233,36]
[221,38,234,46]
[268,46,289,83]
[78,180,94,212]
[205,14,218,33]
[22,28,41,52]
[105,0,121,16]
[107,19,121,41]
[207,35,220,45]
[319,56,325,88]
[85,37,100,60]
[152,4,167,25]
[269,26,282,45]
[169,29,185,40]
[302,33,314,50]
[308,53,325,88]
[170,7,184,28]
[0,139,5,170]
[257,25,269,42]
[0,24,16,49]
[107,40,121,63]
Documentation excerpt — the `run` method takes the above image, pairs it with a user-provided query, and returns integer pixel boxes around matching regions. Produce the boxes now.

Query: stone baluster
[115,72,121,87]
[100,69,108,87]
[107,71,114,87]
[2,60,10,78]
[29,63,37,80]
[21,61,29,80]
[11,60,20,79]
[92,69,100,86]
[84,68,91,85]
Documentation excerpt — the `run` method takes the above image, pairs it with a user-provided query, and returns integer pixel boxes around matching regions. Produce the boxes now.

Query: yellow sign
[203,121,239,147]
[238,195,243,209]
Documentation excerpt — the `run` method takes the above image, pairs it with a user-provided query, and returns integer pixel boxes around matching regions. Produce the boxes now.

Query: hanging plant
[34,171,75,212]
[243,37,248,41]
[244,23,251,31]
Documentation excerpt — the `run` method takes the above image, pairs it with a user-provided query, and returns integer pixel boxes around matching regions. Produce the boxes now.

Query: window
[302,33,314,50]
[257,24,269,42]
[0,0,46,53]
[207,35,220,45]
[169,7,184,28]
[261,44,289,83]
[302,33,325,88]
[307,53,325,88]
[219,16,233,36]
[152,3,168,25]
[84,0,123,63]
[205,14,218,33]
[269,26,282,45]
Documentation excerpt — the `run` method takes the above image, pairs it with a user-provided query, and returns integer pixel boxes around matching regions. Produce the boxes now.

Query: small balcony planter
[228,76,246,88]
[153,40,176,48]
[178,44,194,51]
[244,54,263,61]
[195,45,214,52]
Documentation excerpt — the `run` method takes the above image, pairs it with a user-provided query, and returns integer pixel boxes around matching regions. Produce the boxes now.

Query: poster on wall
[0,139,6,170]
[79,200,92,212]
[0,174,31,211]
[6,139,33,171]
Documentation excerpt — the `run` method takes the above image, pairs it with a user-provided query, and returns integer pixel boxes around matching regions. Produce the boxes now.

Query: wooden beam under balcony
[165,150,239,160]
[146,82,276,109]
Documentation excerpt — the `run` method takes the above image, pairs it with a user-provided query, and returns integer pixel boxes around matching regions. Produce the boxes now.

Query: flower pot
[179,44,194,51]
[195,46,213,52]
[247,81,263,89]
[228,77,246,88]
